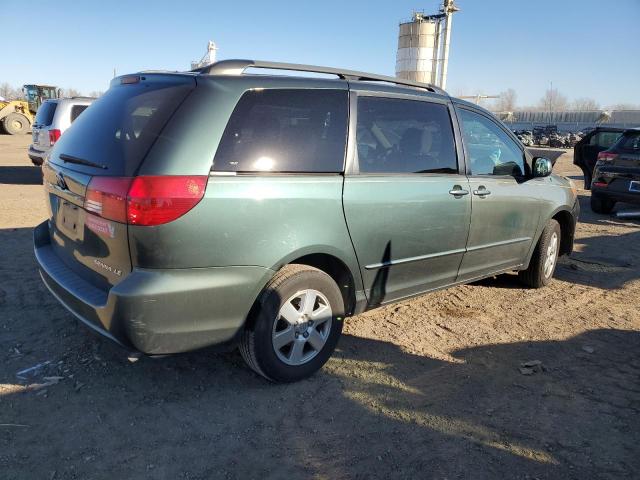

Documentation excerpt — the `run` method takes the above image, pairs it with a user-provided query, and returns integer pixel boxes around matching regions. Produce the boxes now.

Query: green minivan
[34,60,579,382]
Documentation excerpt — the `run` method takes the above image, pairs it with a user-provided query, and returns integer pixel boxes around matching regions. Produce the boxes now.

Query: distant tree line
[455,86,639,113]
[0,82,104,100]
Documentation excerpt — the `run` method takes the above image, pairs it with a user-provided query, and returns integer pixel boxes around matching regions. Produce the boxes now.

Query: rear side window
[618,132,640,152]
[35,102,57,126]
[356,97,457,174]
[213,89,348,173]
[70,104,89,123]
[49,78,194,176]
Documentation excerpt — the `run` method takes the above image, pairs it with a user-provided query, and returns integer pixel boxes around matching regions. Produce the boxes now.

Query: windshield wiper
[59,153,108,170]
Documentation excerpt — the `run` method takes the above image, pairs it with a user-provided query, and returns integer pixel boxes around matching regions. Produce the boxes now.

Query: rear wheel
[239,264,344,382]
[590,194,615,214]
[519,219,561,288]
[2,113,30,135]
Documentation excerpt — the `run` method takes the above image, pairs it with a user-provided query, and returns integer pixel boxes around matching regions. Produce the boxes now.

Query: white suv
[28,97,94,166]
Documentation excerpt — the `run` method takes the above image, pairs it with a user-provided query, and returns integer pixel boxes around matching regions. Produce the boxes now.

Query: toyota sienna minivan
[34,60,579,382]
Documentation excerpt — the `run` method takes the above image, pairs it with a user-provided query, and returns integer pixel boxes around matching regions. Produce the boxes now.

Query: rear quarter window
[213,89,348,173]
[70,104,89,123]
[618,132,640,152]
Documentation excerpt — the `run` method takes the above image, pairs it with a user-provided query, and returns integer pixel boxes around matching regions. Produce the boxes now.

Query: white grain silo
[396,1,459,89]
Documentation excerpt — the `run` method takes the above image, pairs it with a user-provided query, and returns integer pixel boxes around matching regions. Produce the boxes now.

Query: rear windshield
[35,102,57,126]
[49,77,195,176]
[213,89,348,173]
[618,132,640,152]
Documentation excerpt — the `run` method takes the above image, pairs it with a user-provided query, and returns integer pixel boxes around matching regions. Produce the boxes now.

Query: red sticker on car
[85,214,116,239]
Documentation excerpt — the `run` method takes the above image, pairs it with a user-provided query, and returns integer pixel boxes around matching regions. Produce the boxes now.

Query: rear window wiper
[59,153,108,170]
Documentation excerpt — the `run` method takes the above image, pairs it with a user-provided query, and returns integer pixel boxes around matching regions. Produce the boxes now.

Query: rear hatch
[32,100,58,151]
[42,74,196,290]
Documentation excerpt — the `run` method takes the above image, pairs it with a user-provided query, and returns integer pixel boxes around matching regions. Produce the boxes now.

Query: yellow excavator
[0,84,60,135]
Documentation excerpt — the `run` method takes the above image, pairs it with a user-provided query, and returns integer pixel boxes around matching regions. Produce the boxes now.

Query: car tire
[2,113,30,135]
[519,219,561,288]
[239,264,344,382]
[590,194,615,214]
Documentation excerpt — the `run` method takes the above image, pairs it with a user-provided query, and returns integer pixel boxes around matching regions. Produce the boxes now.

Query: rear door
[343,92,470,306]
[455,106,540,281]
[43,75,195,290]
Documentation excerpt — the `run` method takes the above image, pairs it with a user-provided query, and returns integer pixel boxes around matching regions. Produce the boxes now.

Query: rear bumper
[34,221,274,354]
[591,187,640,205]
[28,145,47,166]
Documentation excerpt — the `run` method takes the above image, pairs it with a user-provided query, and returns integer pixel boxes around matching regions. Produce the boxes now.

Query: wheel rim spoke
[301,290,317,316]
[288,340,305,364]
[279,301,300,324]
[273,326,295,350]
[306,329,325,351]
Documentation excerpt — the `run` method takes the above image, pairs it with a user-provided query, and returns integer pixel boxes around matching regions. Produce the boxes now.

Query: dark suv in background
[34,60,578,382]
[591,128,640,213]
[574,127,625,189]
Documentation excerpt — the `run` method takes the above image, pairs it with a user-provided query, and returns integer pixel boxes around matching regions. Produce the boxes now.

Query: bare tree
[0,82,21,100]
[572,97,600,111]
[605,103,640,111]
[62,88,83,97]
[538,88,569,112]
[88,90,104,98]
[496,88,517,112]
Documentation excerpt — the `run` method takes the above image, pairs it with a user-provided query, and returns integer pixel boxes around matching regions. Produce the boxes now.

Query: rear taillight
[49,129,61,146]
[592,181,608,188]
[597,151,618,163]
[85,177,132,223]
[84,176,207,226]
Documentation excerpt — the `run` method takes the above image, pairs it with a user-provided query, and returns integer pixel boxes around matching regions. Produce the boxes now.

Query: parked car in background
[28,97,94,166]
[573,127,625,189]
[34,60,579,382]
[590,128,640,213]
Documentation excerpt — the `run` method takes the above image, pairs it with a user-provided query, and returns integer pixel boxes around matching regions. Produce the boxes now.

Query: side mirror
[533,157,553,177]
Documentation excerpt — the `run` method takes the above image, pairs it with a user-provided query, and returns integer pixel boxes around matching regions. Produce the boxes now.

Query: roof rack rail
[191,59,445,94]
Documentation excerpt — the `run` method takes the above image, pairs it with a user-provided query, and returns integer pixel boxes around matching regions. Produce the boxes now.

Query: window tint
[70,104,89,123]
[458,109,525,176]
[213,89,348,173]
[356,97,457,174]
[34,102,57,126]
[590,131,622,148]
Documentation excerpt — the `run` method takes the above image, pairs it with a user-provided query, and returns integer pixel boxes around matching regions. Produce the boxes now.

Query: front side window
[213,89,348,173]
[458,109,525,176]
[356,97,458,174]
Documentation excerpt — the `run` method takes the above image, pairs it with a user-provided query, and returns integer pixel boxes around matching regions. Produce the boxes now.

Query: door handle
[473,187,491,197]
[449,187,469,196]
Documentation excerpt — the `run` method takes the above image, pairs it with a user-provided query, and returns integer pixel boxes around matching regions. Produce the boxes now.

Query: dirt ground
[1,134,638,480]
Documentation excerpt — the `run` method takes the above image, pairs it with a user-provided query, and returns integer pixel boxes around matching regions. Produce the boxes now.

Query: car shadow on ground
[1,226,639,478]
[0,166,42,185]
[553,193,640,289]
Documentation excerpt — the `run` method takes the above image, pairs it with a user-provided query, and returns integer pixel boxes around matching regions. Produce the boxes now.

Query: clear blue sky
[2,0,638,107]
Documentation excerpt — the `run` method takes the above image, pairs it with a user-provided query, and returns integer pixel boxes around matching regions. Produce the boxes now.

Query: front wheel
[2,113,30,135]
[519,219,561,288]
[239,264,344,382]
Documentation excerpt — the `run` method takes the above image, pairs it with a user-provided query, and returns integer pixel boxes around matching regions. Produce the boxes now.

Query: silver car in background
[28,97,94,166]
